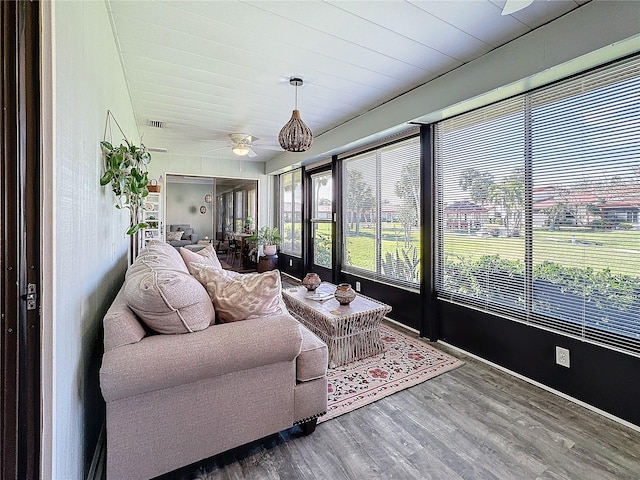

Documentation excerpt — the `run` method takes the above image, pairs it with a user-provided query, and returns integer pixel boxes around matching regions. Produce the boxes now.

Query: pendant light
[278,77,313,152]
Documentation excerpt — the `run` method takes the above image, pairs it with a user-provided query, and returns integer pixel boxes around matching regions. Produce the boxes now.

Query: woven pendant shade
[279,109,313,152]
[279,77,313,152]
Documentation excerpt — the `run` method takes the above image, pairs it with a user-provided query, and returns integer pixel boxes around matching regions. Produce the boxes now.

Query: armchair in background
[167,224,198,248]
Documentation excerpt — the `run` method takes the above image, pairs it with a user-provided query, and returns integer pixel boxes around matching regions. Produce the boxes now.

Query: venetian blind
[435,55,640,356]
[342,136,421,290]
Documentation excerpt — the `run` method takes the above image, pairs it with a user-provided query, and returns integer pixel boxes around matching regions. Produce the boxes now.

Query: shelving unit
[142,192,163,244]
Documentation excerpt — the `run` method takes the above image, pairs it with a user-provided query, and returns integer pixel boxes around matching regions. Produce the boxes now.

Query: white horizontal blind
[279,169,302,256]
[342,136,421,290]
[530,58,640,352]
[435,96,528,319]
[435,55,640,356]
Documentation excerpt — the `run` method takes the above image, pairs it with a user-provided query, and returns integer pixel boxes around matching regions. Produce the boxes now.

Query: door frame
[1,1,41,478]
[304,164,335,282]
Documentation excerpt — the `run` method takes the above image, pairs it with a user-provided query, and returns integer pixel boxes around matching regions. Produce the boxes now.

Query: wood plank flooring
[156,327,640,480]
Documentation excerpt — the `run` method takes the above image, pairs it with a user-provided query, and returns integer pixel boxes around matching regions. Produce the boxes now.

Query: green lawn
[443,228,640,276]
[316,222,640,278]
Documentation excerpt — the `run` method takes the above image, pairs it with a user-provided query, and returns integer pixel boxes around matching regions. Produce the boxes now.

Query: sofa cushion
[180,244,222,273]
[297,324,328,382]
[190,264,286,323]
[124,240,215,334]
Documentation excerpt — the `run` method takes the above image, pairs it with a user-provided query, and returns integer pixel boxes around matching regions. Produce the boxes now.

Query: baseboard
[439,341,640,433]
[86,422,106,480]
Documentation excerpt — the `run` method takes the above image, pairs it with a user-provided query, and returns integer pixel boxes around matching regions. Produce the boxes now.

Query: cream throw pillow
[124,242,215,334]
[190,264,287,323]
[180,244,222,273]
[166,231,184,241]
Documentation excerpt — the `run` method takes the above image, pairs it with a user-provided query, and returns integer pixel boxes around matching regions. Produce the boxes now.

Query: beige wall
[41,1,139,478]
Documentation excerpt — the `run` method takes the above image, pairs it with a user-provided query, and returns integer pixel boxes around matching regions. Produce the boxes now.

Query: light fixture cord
[295,83,298,110]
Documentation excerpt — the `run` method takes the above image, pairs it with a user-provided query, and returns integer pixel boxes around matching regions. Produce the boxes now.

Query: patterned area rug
[320,324,464,423]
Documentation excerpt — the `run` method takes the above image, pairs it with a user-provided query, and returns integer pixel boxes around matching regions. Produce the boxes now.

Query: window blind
[279,169,302,256]
[435,55,640,356]
[342,136,421,290]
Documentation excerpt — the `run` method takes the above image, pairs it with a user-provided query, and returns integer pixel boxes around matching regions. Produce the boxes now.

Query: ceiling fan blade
[229,133,259,144]
[203,145,227,153]
[501,0,533,15]
[247,147,257,158]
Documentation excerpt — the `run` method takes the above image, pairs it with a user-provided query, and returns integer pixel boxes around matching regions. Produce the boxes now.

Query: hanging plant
[100,139,152,235]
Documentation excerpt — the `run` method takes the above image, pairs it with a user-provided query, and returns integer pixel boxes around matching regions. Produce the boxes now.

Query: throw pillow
[166,231,184,242]
[180,244,222,274]
[190,265,286,323]
[124,242,215,334]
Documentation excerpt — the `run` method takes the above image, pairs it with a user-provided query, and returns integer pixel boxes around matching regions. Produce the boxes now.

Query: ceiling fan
[502,0,534,15]
[229,133,259,157]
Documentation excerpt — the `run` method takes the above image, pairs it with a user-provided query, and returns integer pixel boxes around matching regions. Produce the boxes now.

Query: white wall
[149,153,274,228]
[166,182,215,240]
[41,1,139,478]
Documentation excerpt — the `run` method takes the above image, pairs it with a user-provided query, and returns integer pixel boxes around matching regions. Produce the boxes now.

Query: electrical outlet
[556,346,570,368]
[355,281,361,292]
[289,259,293,267]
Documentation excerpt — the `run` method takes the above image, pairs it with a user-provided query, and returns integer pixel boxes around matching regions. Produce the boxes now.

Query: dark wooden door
[1,1,41,478]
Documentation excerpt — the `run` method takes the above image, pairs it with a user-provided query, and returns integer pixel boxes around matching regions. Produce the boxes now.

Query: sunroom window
[342,136,421,290]
[435,55,640,356]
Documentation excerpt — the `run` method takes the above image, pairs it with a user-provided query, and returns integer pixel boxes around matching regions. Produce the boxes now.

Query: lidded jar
[334,283,356,305]
[302,272,321,291]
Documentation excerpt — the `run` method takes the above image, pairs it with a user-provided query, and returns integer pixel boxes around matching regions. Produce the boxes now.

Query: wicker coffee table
[282,282,392,368]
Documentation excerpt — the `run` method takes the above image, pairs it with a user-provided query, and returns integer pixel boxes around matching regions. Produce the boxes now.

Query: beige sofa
[99,240,328,480]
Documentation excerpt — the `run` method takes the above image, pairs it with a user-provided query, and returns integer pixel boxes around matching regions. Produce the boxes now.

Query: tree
[488,169,524,235]
[395,160,420,246]
[459,168,494,207]
[346,169,374,234]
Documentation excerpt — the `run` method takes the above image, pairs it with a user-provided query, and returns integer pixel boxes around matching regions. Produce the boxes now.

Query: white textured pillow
[167,231,184,241]
[124,242,215,334]
[190,264,286,323]
[180,244,222,274]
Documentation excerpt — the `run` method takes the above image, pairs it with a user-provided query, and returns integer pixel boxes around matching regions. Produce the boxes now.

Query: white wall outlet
[556,346,570,368]
[289,259,293,267]
[355,281,361,292]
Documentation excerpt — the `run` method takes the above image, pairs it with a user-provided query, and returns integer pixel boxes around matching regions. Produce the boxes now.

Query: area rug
[319,324,464,423]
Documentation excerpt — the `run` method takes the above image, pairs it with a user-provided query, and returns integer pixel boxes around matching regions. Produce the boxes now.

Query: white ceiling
[107,0,587,163]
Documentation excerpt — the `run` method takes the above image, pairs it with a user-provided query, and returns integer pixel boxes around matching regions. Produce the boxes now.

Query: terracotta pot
[334,283,356,305]
[302,272,321,291]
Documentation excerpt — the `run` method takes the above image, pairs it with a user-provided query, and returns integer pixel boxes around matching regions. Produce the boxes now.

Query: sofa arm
[100,314,303,402]
[190,233,198,243]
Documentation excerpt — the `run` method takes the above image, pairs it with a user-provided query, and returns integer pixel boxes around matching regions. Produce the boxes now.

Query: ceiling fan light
[279,109,313,152]
[232,145,250,156]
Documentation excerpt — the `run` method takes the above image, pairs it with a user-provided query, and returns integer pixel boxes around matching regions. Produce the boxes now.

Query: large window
[435,56,640,356]
[342,136,421,290]
[280,169,302,256]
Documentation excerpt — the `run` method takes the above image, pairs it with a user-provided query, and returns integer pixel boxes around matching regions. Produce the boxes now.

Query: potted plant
[99,139,152,235]
[249,226,282,256]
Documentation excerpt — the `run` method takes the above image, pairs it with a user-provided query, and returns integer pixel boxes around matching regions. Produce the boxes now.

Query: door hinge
[22,283,37,310]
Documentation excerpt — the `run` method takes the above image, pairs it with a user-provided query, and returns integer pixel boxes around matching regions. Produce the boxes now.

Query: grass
[311,222,640,278]
[444,228,640,276]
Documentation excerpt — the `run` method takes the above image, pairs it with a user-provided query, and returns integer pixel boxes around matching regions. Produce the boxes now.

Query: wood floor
[156,329,640,480]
